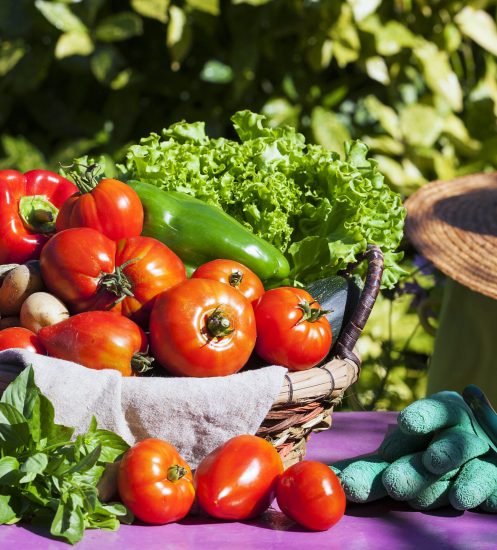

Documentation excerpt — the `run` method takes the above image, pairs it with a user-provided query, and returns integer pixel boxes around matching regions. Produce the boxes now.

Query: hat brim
[405,173,497,300]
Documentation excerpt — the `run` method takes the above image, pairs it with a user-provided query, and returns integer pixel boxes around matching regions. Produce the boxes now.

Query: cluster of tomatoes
[118,434,346,531]
[0,169,332,378]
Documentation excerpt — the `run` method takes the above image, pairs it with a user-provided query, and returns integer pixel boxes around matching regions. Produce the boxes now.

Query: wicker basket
[256,245,384,467]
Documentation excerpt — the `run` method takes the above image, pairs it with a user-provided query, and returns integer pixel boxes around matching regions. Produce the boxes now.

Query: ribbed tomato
[118,439,195,524]
[149,278,256,377]
[40,228,186,325]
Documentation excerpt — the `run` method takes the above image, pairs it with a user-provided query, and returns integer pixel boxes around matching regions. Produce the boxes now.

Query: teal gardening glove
[331,385,497,512]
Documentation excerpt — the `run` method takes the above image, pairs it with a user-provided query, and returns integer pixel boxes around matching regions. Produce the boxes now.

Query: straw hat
[405,172,497,300]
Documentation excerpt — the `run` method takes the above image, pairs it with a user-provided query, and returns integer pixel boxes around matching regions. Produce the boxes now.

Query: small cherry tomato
[253,287,332,371]
[150,278,256,377]
[276,461,346,531]
[0,327,45,354]
[118,439,195,525]
[192,259,265,304]
[194,434,283,520]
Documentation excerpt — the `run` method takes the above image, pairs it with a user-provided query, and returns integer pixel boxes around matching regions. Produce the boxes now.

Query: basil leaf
[66,445,102,475]
[85,428,129,463]
[50,495,85,545]
[19,453,48,483]
[0,494,18,524]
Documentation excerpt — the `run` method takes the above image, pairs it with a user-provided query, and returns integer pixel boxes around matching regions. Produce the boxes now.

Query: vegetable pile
[0,112,404,542]
[123,110,406,288]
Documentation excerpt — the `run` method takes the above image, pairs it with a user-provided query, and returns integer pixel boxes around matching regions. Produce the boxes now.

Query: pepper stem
[167,465,188,482]
[205,307,234,338]
[100,258,140,307]
[19,196,59,234]
[297,300,330,323]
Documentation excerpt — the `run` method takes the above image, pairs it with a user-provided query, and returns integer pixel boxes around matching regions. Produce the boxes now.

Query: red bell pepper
[0,169,77,264]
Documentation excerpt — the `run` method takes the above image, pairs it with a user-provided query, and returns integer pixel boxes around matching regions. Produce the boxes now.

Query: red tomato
[253,287,332,371]
[118,439,195,525]
[276,461,346,531]
[40,228,186,324]
[0,327,45,354]
[56,176,143,241]
[150,278,256,377]
[194,435,284,520]
[38,311,148,376]
[192,259,265,304]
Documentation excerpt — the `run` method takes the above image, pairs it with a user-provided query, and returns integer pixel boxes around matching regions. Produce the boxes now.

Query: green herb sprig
[0,367,131,544]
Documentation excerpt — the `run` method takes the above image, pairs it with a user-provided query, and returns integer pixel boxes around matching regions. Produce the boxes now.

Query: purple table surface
[1,412,496,550]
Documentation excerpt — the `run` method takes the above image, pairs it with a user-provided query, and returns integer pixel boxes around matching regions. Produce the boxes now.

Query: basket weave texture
[256,245,384,467]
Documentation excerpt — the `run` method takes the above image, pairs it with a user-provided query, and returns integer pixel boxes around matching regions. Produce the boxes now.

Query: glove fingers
[382,452,458,501]
[379,427,431,462]
[423,426,490,475]
[480,488,497,514]
[398,392,469,435]
[407,480,452,511]
[338,455,390,503]
[329,456,364,475]
[449,455,497,510]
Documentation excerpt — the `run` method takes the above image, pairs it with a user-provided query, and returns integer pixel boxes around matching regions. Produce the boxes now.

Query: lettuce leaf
[124,110,406,287]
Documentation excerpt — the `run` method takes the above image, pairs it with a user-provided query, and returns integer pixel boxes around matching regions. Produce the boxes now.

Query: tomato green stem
[297,300,329,323]
[229,270,243,287]
[131,352,155,374]
[206,307,234,338]
[19,195,59,234]
[100,257,140,306]
[167,465,187,482]
[62,162,102,194]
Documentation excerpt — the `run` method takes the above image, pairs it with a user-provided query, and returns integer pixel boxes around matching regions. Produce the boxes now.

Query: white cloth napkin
[0,349,287,467]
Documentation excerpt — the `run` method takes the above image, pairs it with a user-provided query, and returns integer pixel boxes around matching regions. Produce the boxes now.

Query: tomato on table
[194,434,284,520]
[118,439,195,524]
[0,327,45,354]
[192,259,265,304]
[253,287,332,371]
[149,278,256,377]
[276,460,346,531]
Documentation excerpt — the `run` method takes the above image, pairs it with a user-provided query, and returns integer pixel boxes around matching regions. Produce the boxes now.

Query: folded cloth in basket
[0,349,287,468]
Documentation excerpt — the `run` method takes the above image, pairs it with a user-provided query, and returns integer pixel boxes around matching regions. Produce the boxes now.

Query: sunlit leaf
[35,1,86,32]
[365,56,390,85]
[0,41,26,76]
[95,12,143,43]
[456,7,497,56]
[167,6,191,66]
[311,107,351,156]
[55,31,94,59]
[415,42,463,111]
[131,0,169,23]
[186,0,219,16]
[347,0,381,22]
[364,96,401,139]
[400,104,444,147]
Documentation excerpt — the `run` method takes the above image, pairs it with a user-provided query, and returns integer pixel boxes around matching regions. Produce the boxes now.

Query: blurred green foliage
[2,0,497,409]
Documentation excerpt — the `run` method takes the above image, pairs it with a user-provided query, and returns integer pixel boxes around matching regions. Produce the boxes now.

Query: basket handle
[334,244,384,364]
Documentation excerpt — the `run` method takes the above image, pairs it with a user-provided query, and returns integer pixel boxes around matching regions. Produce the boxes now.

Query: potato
[20,292,70,334]
[0,261,45,316]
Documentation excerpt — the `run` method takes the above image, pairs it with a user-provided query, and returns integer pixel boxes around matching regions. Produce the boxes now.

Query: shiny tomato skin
[276,461,346,531]
[38,311,146,376]
[149,278,256,377]
[194,434,284,520]
[0,327,46,354]
[40,227,116,312]
[56,178,144,241]
[118,439,195,524]
[253,287,332,371]
[114,236,186,327]
[192,259,265,304]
